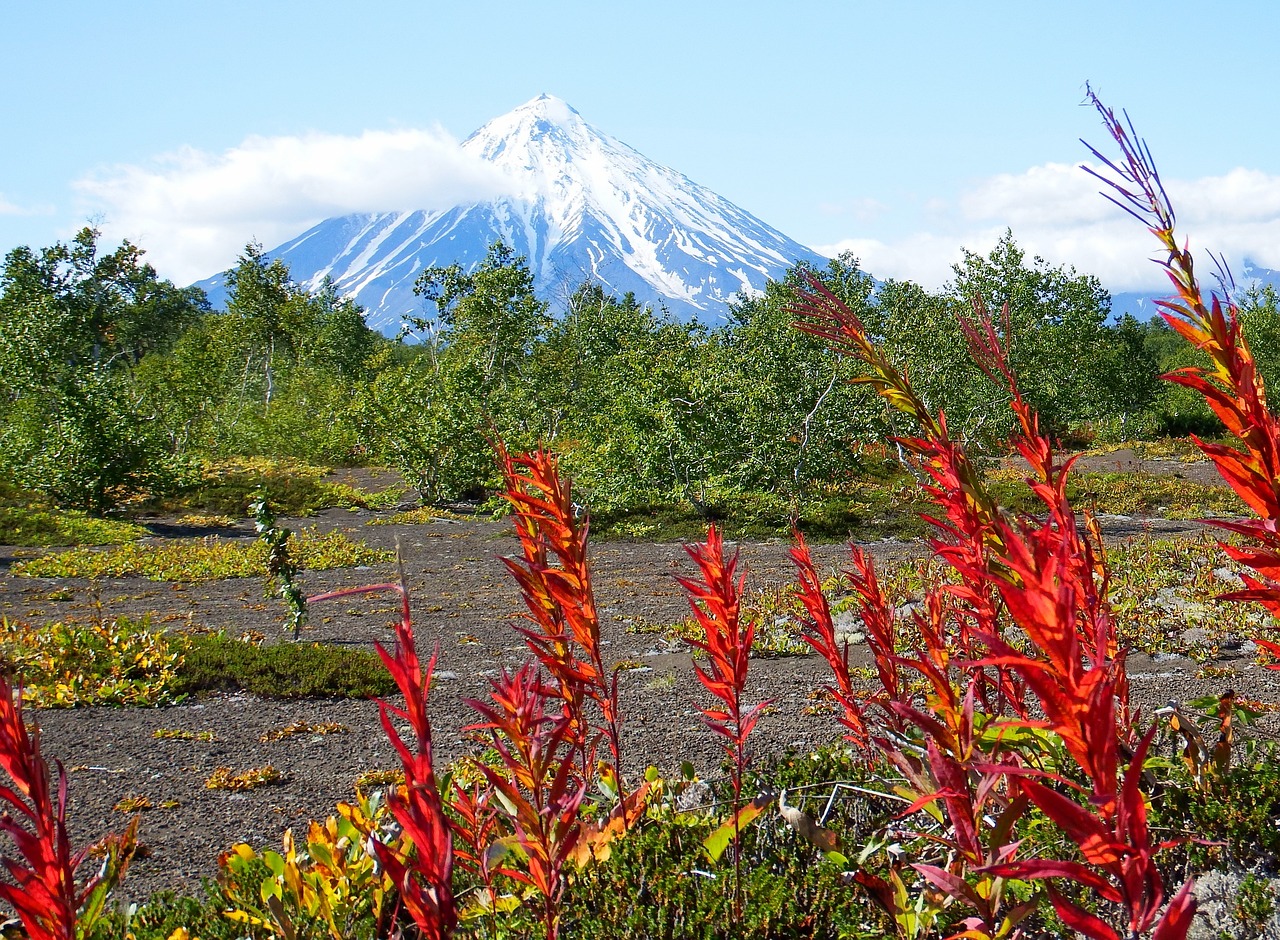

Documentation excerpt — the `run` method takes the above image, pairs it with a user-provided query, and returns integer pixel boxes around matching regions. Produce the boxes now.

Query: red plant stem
[789,244,1190,935]
[0,676,81,940]
[789,278,1027,719]
[449,779,517,940]
[309,574,457,940]
[790,531,872,745]
[677,525,770,921]
[465,664,585,940]
[1083,87,1280,673]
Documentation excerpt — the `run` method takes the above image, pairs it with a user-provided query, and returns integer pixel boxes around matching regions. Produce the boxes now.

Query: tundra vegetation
[4,95,1280,939]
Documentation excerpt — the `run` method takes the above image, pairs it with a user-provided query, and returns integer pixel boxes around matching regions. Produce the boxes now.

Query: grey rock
[1188,870,1280,939]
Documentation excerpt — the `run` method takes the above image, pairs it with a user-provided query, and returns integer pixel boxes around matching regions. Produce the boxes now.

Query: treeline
[2,227,1273,516]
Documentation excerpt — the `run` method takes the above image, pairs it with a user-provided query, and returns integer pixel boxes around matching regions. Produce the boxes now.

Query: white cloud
[817,162,1280,294]
[816,233,976,289]
[73,127,515,284]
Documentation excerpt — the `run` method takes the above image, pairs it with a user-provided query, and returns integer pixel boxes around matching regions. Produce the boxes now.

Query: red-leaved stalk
[959,328,1190,938]
[465,664,585,940]
[788,281,1025,719]
[1083,88,1280,670]
[677,525,771,921]
[308,576,456,940]
[497,443,625,795]
[826,555,1034,939]
[0,674,137,940]
[791,532,873,746]
[789,272,1191,937]
[902,684,1033,940]
[986,729,1196,940]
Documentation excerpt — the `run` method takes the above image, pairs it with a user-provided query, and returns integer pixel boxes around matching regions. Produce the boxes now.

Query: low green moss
[0,617,393,705]
[588,462,1243,542]
[12,528,391,582]
[590,483,931,543]
[0,481,145,546]
[138,457,405,518]
[988,467,1244,519]
[171,632,395,699]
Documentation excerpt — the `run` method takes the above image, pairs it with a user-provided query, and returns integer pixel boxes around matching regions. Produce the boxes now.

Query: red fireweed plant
[0,673,137,940]
[789,284,1026,720]
[677,524,772,921]
[788,272,1193,937]
[497,443,625,796]
[308,572,456,940]
[985,729,1196,940]
[1082,87,1280,667]
[898,679,1034,940]
[465,663,586,940]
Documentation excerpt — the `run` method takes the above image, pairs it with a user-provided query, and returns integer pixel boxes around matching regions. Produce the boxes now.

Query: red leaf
[912,863,983,908]
[983,859,1120,902]
[1152,879,1197,940]
[1050,888,1122,940]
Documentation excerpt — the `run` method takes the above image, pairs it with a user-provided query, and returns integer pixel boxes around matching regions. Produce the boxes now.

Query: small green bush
[1152,741,1280,873]
[557,818,882,940]
[85,890,244,940]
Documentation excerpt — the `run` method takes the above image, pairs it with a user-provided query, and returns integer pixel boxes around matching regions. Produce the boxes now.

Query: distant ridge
[1109,258,1280,321]
[195,95,826,333]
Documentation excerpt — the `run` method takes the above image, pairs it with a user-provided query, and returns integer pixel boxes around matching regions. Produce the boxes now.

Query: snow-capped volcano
[196,95,825,333]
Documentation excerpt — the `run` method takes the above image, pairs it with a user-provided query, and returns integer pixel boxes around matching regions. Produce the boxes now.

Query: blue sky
[3,1,1279,292]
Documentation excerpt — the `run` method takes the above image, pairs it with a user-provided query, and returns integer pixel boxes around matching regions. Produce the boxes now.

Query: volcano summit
[196,95,825,333]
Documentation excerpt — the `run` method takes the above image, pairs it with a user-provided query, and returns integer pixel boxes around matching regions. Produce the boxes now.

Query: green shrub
[1151,741,1280,873]
[556,818,882,940]
[84,890,244,940]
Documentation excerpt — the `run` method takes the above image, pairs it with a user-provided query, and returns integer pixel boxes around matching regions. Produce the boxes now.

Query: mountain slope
[195,95,825,333]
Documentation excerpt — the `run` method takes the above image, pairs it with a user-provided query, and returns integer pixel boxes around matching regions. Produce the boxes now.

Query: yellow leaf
[703,793,771,862]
